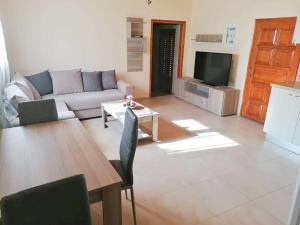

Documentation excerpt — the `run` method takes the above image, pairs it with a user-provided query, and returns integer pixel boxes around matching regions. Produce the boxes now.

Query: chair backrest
[119,108,138,186]
[19,99,58,126]
[0,175,92,225]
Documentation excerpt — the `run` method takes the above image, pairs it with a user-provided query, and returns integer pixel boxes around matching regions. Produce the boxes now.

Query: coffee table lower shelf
[101,100,159,142]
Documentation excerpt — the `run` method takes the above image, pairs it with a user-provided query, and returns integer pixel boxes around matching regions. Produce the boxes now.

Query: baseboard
[265,134,300,155]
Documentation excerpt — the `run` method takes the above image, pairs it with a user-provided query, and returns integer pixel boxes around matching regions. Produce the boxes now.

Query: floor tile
[82,95,299,225]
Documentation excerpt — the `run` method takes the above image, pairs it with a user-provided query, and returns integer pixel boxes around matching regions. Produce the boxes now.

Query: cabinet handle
[289,93,300,98]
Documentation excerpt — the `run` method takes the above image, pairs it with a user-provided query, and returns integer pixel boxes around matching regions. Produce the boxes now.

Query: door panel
[241,17,300,123]
[151,27,176,96]
[249,82,269,103]
[256,47,272,65]
[252,66,288,83]
[275,29,294,46]
[158,29,175,93]
[258,29,276,45]
[245,100,264,119]
[272,48,294,67]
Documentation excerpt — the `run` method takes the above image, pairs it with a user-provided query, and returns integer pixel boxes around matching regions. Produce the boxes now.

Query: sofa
[5,69,133,126]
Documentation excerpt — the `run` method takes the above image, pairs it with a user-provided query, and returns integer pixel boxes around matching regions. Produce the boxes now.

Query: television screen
[194,51,232,86]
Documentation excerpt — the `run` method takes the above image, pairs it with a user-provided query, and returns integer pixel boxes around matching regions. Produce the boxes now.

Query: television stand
[173,77,240,116]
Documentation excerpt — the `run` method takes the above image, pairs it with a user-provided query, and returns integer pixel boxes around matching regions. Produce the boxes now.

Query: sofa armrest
[117,80,133,97]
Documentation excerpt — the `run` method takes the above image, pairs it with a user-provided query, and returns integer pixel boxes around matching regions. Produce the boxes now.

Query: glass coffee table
[101,100,159,142]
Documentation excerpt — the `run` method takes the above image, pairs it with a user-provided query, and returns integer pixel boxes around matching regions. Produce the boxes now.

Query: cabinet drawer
[182,92,191,102]
[195,96,208,109]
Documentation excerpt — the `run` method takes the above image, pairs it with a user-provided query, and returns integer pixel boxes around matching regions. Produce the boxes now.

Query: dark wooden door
[241,17,300,123]
[152,28,176,96]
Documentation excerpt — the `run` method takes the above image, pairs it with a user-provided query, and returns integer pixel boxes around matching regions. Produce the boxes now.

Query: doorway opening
[150,20,186,97]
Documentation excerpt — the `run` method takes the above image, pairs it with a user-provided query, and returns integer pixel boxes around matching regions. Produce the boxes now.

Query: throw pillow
[5,83,31,112]
[9,96,27,113]
[49,69,83,95]
[26,70,53,96]
[11,73,37,100]
[102,70,117,90]
[82,71,103,92]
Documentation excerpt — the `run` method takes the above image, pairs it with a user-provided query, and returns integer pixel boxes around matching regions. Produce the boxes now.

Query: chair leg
[125,188,128,200]
[130,186,137,225]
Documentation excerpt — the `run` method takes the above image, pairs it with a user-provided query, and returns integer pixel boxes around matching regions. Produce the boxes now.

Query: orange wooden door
[241,17,300,123]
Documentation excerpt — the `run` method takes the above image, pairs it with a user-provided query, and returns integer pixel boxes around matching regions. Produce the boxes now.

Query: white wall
[187,0,300,112]
[0,0,192,98]
[1,0,299,102]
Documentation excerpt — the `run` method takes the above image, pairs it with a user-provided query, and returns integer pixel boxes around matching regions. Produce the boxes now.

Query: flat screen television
[194,51,232,86]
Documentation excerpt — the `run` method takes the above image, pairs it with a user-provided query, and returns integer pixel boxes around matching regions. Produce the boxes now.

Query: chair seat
[109,160,130,188]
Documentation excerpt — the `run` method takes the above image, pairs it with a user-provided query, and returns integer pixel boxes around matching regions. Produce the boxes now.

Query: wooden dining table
[0,118,123,225]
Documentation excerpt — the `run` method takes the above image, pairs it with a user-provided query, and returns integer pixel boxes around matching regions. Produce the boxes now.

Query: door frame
[149,19,186,97]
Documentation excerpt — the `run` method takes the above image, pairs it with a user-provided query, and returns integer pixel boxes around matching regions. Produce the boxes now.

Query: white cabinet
[264,87,300,142]
[208,89,224,115]
[173,78,239,116]
[264,85,300,152]
[292,117,300,146]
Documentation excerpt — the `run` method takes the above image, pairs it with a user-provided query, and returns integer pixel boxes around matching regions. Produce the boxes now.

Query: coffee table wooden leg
[152,114,158,142]
[102,184,122,225]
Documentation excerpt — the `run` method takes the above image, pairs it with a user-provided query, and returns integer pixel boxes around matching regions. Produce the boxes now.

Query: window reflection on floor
[172,119,209,131]
[158,119,239,154]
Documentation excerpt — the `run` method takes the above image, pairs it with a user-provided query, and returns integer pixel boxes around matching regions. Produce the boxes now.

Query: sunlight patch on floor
[172,119,209,131]
[158,132,240,154]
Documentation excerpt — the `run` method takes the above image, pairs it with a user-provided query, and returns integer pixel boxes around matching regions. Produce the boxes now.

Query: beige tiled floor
[82,95,300,225]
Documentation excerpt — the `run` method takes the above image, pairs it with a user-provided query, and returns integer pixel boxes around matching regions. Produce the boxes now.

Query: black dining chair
[0,175,92,225]
[110,107,139,225]
[19,99,58,126]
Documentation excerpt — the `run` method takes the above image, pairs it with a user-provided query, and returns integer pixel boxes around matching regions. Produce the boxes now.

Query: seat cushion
[42,90,125,111]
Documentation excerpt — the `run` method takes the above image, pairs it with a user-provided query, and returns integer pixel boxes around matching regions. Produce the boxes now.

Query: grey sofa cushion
[102,70,117,90]
[82,72,103,92]
[18,99,59,126]
[43,89,125,111]
[9,100,76,127]
[25,71,53,96]
[50,69,83,95]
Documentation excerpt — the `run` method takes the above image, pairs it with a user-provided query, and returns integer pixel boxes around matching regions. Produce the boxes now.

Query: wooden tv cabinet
[173,77,240,116]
